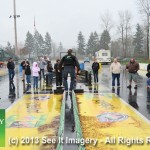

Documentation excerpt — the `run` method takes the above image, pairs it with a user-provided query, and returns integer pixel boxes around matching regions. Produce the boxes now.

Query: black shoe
[117,86,120,89]
[112,87,115,90]
[127,85,132,89]
[134,85,137,89]
[69,89,73,93]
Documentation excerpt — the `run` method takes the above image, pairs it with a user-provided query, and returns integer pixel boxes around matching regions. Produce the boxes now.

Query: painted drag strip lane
[76,93,150,150]
[1,94,62,150]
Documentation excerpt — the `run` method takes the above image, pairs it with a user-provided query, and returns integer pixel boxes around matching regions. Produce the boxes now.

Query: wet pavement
[0,63,150,150]
[0,64,150,120]
[98,65,150,120]
[0,72,23,109]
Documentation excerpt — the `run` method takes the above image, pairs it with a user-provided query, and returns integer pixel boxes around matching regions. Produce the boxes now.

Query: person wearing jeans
[25,61,31,85]
[54,59,62,86]
[92,59,100,83]
[39,57,47,80]
[32,62,40,89]
[8,69,15,81]
[47,61,53,86]
[59,49,80,91]
[33,76,38,89]
[63,66,76,91]
[7,58,15,82]
[112,73,120,88]
[110,58,122,90]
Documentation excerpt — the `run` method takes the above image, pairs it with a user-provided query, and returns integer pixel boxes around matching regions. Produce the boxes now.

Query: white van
[95,49,111,64]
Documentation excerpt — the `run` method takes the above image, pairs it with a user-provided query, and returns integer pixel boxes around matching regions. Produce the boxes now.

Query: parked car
[84,57,90,63]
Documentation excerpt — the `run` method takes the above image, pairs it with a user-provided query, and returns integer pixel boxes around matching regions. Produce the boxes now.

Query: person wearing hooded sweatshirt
[126,58,139,89]
[32,62,40,89]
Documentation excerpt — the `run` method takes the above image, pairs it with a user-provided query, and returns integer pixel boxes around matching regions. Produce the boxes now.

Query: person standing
[59,49,80,91]
[54,59,62,86]
[32,62,40,89]
[25,61,31,85]
[126,58,139,89]
[7,58,15,82]
[110,58,122,90]
[147,63,150,72]
[47,61,53,86]
[39,57,47,80]
[21,59,26,82]
[92,59,100,83]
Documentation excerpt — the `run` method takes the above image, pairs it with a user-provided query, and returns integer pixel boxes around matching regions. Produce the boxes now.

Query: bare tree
[124,10,132,57]
[118,10,132,57]
[101,11,113,32]
[118,11,125,57]
[137,0,150,59]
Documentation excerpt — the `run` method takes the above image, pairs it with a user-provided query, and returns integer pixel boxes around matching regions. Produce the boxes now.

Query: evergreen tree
[5,42,12,51]
[100,30,111,50]
[93,31,100,52]
[25,31,34,59]
[5,41,15,54]
[133,24,144,55]
[58,42,63,52]
[34,30,41,57]
[77,31,85,55]
[38,34,45,56]
[34,30,45,57]
[45,32,52,55]
[86,31,100,56]
[86,32,95,55]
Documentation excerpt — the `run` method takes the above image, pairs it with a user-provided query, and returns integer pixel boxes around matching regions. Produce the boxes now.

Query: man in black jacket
[54,59,62,86]
[147,64,150,72]
[59,49,80,91]
[25,61,31,84]
[92,59,100,83]
[7,58,15,82]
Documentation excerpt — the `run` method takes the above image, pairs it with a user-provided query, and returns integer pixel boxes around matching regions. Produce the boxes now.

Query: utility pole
[13,0,19,98]
[149,15,150,60]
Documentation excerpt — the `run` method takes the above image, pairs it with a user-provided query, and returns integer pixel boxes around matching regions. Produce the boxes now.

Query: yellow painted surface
[1,94,62,150]
[77,93,150,150]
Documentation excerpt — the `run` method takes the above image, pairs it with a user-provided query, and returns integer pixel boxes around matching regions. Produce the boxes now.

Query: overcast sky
[0,0,141,48]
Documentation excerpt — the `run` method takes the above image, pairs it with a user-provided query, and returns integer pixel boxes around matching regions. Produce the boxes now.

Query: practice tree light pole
[10,0,20,98]
[149,14,150,60]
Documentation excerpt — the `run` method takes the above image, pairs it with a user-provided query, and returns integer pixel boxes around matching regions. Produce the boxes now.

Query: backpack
[92,62,99,71]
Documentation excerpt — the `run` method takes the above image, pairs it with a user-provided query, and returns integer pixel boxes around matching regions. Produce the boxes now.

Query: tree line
[5,30,65,60]
[4,0,150,59]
